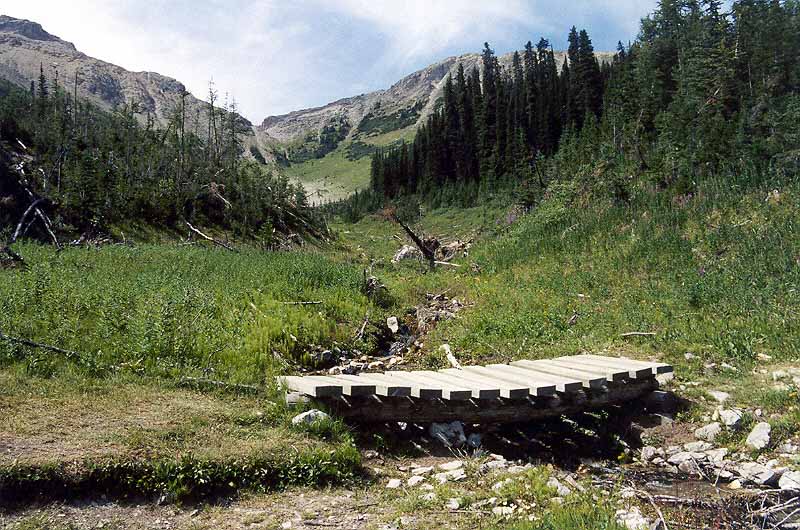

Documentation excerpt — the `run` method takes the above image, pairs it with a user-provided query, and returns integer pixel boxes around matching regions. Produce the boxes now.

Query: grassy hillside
[283,126,418,203]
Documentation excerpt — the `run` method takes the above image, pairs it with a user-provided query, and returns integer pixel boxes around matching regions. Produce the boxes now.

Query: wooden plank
[504,362,607,389]
[535,359,629,381]
[478,364,587,392]
[373,372,444,400]
[385,371,472,400]
[575,354,673,375]
[317,379,659,423]
[332,373,413,398]
[512,359,626,382]
[463,365,580,393]
[302,375,376,396]
[411,371,502,400]
[559,356,654,379]
[440,369,534,399]
[278,376,342,398]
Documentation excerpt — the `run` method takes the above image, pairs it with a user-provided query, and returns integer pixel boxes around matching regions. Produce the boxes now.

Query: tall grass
[0,245,375,384]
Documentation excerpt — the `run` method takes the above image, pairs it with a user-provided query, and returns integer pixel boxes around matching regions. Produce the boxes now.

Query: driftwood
[185,221,237,252]
[0,331,81,358]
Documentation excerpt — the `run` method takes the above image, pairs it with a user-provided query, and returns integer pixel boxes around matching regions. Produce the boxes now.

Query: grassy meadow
[1,174,799,524]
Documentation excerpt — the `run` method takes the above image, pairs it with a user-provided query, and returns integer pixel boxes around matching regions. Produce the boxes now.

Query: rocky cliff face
[0,16,254,132]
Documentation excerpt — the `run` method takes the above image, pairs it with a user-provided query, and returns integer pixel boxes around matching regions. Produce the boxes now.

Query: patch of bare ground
[0,373,325,467]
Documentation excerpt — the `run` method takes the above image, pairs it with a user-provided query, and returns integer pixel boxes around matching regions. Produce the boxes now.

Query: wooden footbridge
[280,354,673,424]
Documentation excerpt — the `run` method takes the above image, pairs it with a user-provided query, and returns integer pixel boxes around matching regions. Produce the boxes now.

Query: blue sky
[3,1,659,122]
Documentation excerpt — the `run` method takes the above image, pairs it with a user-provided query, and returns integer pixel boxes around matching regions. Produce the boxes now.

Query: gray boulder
[779,471,800,491]
[429,421,467,448]
[695,422,722,442]
[746,422,771,450]
[719,409,743,429]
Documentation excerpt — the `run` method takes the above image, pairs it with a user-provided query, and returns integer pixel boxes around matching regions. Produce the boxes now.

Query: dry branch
[0,331,81,358]
[621,332,656,338]
[283,301,323,306]
[185,221,237,252]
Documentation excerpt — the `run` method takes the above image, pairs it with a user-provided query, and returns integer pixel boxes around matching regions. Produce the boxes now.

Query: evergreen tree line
[0,70,326,243]
[364,0,800,209]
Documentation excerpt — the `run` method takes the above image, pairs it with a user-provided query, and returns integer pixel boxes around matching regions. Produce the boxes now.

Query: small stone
[412,466,434,476]
[695,422,722,442]
[407,476,425,487]
[492,478,514,491]
[492,506,515,516]
[708,390,730,403]
[736,462,777,486]
[777,442,798,454]
[367,361,384,370]
[479,460,508,473]
[705,448,729,464]
[508,465,528,474]
[684,352,697,360]
[434,469,466,484]
[420,492,437,501]
[719,409,743,429]
[438,460,464,471]
[640,446,664,462]
[445,498,461,510]
[746,422,771,450]
[386,479,402,489]
[666,446,682,456]
[429,421,467,448]
[772,370,789,381]
[757,353,772,361]
[387,316,400,334]
[615,507,651,530]
[420,484,435,491]
[291,409,330,426]
[547,477,572,496]
[668,452,705,465]
[728,480,743,490]
[779,471,800,491]
[684,441,713,452]
[678,460,701,474]
[467,433,482,448]
[721,363,738,372]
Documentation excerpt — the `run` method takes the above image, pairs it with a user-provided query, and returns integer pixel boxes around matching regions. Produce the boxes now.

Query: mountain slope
[267,50,614,201]
[0,15,275,161]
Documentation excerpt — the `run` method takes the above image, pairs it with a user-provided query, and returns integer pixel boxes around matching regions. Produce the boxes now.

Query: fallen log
[185,221,237,252]
[0,331,81,359]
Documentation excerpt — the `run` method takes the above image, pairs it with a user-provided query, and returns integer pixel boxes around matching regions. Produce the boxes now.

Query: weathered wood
[440,368,534,399]
[185,221,237,252]
[576,354,673,375]
[303,375,376,397]
[330,373,412,398]
[385,371,471,400]
[362,372,442,399]
[278,376,342,398]
[317,379,659,423]
[464,365,583,396]
[279,355,673,406]
[566,356,655,379]
[409,370,502,400]
[508,360,609,388]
